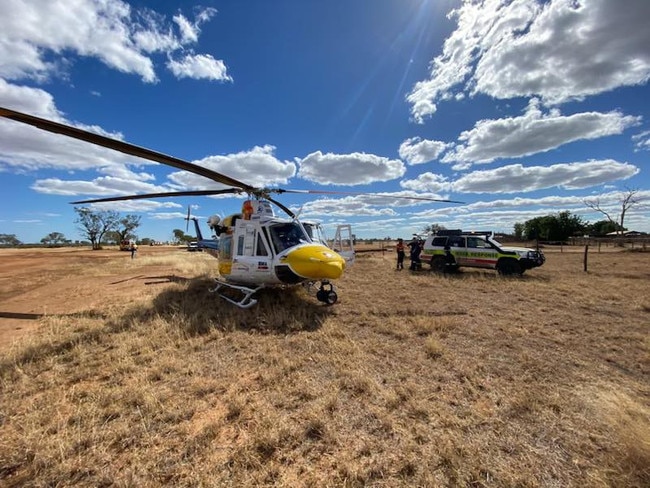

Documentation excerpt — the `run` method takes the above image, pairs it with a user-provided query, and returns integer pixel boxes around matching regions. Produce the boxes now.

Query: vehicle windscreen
[269,222,309,253]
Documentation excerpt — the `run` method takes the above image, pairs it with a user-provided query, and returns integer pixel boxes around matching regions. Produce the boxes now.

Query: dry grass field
[0,245,648,487]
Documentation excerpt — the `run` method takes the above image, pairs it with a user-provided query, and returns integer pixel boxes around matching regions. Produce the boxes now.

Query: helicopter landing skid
[209,280,264,309]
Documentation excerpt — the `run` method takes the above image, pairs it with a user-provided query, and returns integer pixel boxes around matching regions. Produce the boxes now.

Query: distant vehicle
[422,229,545,275]
[119,239,135,251]
[187,241,201,252]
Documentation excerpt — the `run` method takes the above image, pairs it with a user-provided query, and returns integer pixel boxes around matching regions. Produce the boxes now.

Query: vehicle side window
[237,235,245,255]
[467,237,484,248]
[449,236,465,247]
[432,237,447,246]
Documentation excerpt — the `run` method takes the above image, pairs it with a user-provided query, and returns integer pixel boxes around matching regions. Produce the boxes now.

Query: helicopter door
[232,223,273,283]
[333,224,355,264]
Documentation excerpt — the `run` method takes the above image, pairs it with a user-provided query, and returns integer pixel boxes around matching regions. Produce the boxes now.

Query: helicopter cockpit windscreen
[269,222,310,253]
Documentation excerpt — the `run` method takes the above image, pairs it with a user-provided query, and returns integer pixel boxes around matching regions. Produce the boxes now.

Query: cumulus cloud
[0,0,228,83]
[167,54,232,82]
[399,172,451,193]
[30,176,171,197]
[441,99,640,167]
[407,0,650,122]
[297,151,405,185]
[168,145,296,189]
[398,137,451,165]
[452,160,640,194]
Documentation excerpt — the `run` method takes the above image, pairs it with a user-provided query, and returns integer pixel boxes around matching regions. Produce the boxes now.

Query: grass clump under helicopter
[0,106,462,308]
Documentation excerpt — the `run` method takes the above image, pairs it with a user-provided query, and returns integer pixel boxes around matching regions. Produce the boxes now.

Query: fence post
[583,244,589,272]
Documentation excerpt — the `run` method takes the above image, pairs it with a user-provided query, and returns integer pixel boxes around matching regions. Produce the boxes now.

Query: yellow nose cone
[285,245,345,280]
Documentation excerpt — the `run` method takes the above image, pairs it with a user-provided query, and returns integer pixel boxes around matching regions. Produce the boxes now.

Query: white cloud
[399,172,451,193]
[398,137,451,165]
[30,176,170,196]
[407,0,650,122]
[298,151,405,185]
[632,130,650,152]
[0,0,226,83]
[441,99,640,167]
[452,160,640,194]
[168,145,296,189]
[167,53,232,82]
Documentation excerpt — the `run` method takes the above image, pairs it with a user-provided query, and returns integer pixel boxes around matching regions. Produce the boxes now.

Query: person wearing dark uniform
[408,237,422,270]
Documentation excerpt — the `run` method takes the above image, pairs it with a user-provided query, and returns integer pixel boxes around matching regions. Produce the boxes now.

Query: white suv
[422,230,545,275]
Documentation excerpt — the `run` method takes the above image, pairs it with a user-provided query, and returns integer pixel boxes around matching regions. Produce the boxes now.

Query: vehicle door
[448,236,467,265]
[465,236,498,268]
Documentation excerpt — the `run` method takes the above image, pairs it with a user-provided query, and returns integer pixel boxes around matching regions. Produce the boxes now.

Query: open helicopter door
[332,224,355,264]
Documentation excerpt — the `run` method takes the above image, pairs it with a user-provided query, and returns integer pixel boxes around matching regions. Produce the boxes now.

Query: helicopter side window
[269,223,308,253]
[237,235,245,255]
[220,235,232,259]
[256,232,269,256]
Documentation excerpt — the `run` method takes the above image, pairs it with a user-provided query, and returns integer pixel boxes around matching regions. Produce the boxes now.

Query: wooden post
[583,244,589,272]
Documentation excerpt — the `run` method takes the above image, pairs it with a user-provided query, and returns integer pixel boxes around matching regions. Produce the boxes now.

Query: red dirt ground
[0,246,181,351]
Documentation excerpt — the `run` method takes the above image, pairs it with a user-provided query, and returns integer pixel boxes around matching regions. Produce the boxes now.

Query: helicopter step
[209,280,264,309]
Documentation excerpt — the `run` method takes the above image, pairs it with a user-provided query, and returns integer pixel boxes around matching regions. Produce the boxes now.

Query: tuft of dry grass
[0,246,649,487]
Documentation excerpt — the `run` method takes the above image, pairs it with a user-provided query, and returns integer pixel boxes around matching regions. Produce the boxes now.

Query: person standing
[130,242,138,259]
[408,237,422,270]
[395,238,405,270]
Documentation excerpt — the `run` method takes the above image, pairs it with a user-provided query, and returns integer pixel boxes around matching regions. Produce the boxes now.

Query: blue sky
[1,0,649,244]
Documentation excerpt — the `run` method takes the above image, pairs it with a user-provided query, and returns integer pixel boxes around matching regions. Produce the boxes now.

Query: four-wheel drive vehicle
[422,230,545,275]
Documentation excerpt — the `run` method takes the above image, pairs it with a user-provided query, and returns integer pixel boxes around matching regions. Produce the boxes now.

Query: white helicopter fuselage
[206,201,346,288]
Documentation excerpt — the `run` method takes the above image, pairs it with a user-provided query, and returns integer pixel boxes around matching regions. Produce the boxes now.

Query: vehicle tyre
[430,256,446,272]
[497,259,521,275]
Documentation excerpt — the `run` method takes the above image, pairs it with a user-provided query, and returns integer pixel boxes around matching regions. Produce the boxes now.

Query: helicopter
[0,106,462,308]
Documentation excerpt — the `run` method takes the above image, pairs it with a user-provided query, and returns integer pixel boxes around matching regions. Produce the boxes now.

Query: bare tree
[583,188,641,236]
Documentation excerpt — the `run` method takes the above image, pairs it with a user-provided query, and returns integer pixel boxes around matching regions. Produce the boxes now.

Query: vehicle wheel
[497,259,521,275]
[431,256,446,272]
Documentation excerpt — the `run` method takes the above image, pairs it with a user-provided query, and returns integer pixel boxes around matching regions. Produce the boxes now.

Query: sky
[0,0,649,244]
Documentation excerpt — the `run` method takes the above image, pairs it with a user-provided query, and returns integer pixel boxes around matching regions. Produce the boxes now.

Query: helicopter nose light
[285,245,345,280]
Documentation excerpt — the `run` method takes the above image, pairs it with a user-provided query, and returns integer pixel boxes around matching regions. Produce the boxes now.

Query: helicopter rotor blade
[267,197,295,219]
[0,106,257,193]
[185,206,191,233]
[70,188,242,204]
[273,189,465,204]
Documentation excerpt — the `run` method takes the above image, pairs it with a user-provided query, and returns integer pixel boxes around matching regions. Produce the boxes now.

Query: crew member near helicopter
[408,236,422,271]
[395,238,405,270]
[242,200,254,220]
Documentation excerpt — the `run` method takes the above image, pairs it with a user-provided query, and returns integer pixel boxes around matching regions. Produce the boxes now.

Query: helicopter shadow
[125,277,332,337]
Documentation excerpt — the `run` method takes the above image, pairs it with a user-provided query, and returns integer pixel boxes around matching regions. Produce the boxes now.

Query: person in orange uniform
[395,238,405,270]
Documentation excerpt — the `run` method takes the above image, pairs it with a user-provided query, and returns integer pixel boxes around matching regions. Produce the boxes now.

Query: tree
[74,207,120,250]
[0,234,21,246]
[584,188,641,236]
[422,224,447,234]
[116,214,142,243]
[520,211,586,242]
[588,219,625,237]
[513,222,525,240]
[40,232,69,247]
[172,228,193,244]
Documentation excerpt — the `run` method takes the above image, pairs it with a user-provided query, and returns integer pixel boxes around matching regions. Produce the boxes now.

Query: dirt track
[0,246,182,350]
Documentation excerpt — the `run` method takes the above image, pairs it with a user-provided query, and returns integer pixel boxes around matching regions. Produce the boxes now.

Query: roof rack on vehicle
[433,229,493,236]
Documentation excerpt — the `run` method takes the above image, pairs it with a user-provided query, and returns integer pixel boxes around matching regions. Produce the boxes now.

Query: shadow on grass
[120,276,333,337]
